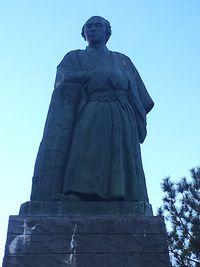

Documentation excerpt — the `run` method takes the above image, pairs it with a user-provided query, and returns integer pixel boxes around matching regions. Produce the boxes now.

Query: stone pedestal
[19,200,153,216]
[3,202,171,267]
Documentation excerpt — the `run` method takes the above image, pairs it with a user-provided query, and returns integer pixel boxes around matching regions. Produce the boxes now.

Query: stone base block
[19,200,153,216]
[3,214,171,267]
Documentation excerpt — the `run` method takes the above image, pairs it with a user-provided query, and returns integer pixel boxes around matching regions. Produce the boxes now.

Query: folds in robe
[30,48,154,201]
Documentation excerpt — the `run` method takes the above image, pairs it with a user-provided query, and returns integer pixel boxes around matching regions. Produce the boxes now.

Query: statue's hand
[107,77,121,90]
[81,72,92,84]
[85,67,108,83]
[63,71,91,84]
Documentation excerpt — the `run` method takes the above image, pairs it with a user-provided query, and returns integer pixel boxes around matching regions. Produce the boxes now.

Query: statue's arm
[54,52,90,88]
[125,56,154,114]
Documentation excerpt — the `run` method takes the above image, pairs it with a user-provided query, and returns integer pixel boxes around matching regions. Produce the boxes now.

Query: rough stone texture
[3,214,171,267]
[6,215,163,235]
[3,254,170,267]
[5,233,168,254]
[19,200,153,216]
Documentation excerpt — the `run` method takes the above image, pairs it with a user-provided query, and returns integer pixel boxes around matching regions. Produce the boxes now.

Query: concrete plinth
[19,200,153,216]
[3,203,171,267]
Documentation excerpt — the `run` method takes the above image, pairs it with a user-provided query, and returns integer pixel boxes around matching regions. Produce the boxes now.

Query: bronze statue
[30,16,154,201]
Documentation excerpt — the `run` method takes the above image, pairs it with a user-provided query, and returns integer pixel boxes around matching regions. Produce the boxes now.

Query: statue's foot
[65,193,82,201]
[53,192,106,201]
[53,193,82,201]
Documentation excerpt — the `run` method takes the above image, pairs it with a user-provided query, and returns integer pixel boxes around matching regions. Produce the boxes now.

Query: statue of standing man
[30,16,154,202]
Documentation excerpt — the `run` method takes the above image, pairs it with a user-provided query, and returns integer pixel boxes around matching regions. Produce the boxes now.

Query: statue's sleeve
[54,52,88,89]
[125,56,154,114]
[31,51,86,200]
[131,64,154,114]
[125,56,154,143]
[43,52,86,137]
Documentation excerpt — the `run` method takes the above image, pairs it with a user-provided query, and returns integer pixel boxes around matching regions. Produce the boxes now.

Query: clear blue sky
[1,0,200,262]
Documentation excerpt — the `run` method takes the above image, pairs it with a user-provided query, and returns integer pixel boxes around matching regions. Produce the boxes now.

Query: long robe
[30,46,154,201]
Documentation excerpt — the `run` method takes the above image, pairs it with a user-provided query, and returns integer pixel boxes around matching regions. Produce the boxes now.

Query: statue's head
[81,16,112,45]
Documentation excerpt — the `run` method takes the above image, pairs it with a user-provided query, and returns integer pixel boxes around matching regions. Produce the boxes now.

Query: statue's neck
[88,43,105,50]
[86,45,108,53]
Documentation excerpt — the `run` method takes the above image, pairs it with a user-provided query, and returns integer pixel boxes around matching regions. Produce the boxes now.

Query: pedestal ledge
[19,200,153,216]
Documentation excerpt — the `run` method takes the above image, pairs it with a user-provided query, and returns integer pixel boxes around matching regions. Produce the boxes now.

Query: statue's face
[83,17,106,47]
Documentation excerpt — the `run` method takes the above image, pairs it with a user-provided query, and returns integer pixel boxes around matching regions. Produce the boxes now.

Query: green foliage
[158,167,200,267]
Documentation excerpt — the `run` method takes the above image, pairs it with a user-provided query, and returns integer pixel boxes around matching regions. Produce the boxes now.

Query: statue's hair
[81,16,112,44]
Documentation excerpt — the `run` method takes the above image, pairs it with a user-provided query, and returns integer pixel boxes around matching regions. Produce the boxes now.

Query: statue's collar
[85,46,109,53]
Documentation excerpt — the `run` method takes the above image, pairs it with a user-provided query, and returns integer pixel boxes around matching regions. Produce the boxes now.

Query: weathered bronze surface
[30,16,154,202]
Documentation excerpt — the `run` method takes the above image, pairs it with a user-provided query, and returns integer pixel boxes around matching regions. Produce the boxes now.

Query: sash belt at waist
[88,90,129,102]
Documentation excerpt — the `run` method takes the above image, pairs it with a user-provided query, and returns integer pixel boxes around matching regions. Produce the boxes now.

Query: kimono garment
[62,46,152,201]
[30,46,154,201]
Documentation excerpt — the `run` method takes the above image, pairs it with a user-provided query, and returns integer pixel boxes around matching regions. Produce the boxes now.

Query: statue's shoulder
[111,51,129,59]
[62,49,84,59]
[111,51,135,69]
[58,49,85,66]
[111,51,133,64]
